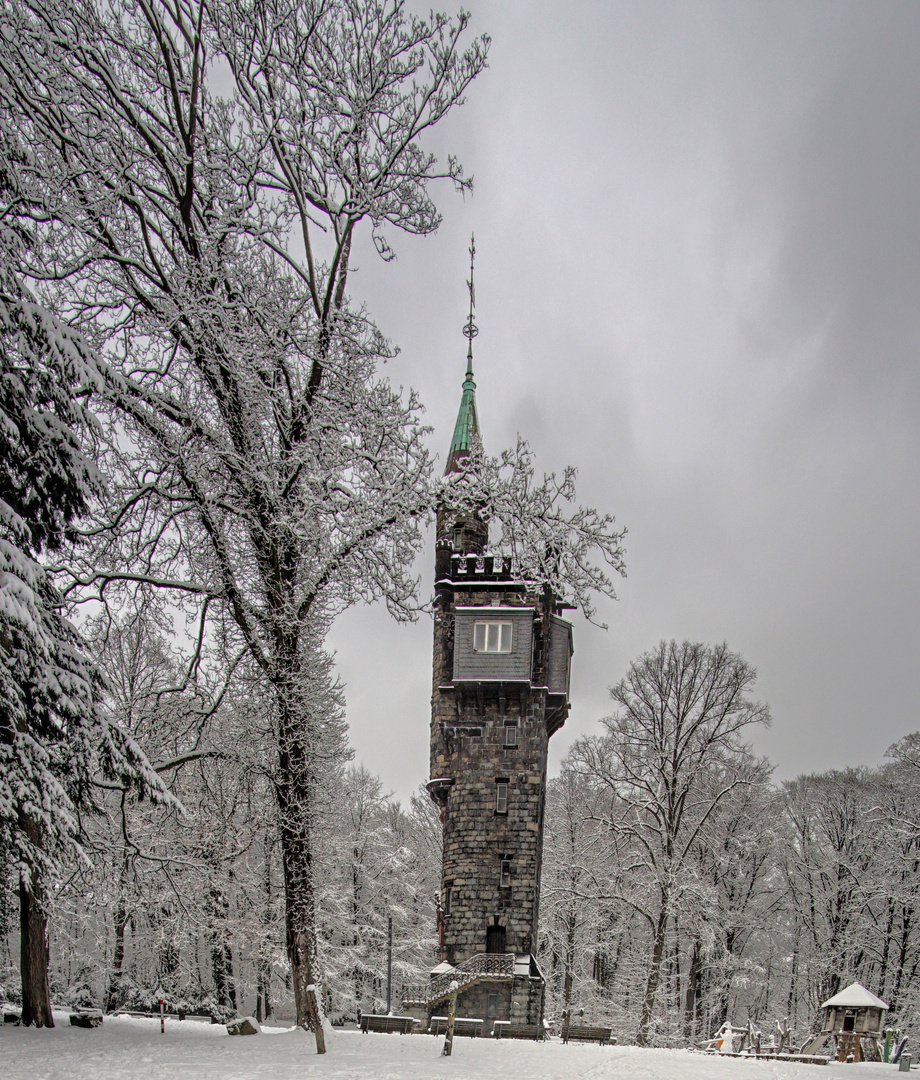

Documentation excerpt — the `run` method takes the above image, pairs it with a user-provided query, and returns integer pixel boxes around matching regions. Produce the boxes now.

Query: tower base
[403,953,545,1035]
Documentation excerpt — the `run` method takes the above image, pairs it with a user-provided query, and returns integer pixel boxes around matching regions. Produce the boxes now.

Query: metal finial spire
[446,236,481,474]
[462,235,478,376]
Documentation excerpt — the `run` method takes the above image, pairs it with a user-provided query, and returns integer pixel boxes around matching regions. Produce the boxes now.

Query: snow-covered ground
[0,1013,908,1080]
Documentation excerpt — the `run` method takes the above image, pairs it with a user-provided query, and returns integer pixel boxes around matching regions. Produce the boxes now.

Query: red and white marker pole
[159,999,165,1034]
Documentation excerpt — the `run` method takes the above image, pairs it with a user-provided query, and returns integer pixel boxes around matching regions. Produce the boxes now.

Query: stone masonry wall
[449,975,543,1028]
[430,578,555,967]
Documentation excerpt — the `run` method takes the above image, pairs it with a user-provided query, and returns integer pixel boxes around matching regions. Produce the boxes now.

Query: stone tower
[420,249,574,1032]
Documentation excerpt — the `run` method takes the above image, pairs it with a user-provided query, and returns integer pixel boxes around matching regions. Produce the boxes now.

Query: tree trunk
[19,824,53,1028]
[786,942,798,1031]
[211,938,234,1009]
[562,908,576,1018]
[638,904,668,1046]
[683,938,701,1044]
[105,889,128,1014]
[276,706,325,1054]
[257,838,273,1023]
[226,945,237,1011]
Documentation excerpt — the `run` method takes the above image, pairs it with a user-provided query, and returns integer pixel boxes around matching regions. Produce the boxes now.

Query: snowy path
[0,1014,904,1080]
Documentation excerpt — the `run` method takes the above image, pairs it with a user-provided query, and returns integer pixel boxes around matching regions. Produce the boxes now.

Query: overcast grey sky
[326,0,920,805]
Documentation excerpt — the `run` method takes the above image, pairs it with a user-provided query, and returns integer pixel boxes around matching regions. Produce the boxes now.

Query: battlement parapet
[448,553,514,581]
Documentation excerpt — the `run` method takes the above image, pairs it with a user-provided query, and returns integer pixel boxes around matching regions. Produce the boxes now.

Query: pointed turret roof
[444,358,480,475]
[445,237,482,475]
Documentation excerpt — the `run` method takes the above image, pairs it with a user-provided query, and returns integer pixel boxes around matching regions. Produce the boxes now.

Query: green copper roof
[445,358,480,474]
[446,236,482,474]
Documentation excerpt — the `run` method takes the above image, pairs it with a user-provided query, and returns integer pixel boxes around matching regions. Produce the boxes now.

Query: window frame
[495,780,509,815]
[500,858,512,888]
[473,620,513,654]
[503,722,518,748]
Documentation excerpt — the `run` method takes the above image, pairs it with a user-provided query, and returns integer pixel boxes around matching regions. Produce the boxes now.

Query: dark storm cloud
[767,5,920,413]
[330,1,920,802]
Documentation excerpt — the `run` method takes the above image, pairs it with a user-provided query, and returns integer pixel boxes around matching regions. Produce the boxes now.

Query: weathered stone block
[227,1016,261,1035]
[69,1010,103,1028]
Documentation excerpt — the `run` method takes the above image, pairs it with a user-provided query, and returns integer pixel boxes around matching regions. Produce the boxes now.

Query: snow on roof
[821,982,889,1010]
[513,955,531,978]
[514,954,546,980]
[430,962,456,975]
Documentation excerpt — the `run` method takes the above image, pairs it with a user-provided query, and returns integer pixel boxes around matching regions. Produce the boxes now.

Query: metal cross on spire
[462,234,478,376]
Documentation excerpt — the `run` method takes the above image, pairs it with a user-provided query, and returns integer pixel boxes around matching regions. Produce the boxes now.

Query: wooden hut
[819,982,888,1062]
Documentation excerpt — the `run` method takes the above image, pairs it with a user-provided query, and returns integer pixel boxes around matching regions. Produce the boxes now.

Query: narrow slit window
[443,885,452,916]
[500,859,511,887]
[495,781,509,815]
[473,621,513,653]
[503,722,518,748]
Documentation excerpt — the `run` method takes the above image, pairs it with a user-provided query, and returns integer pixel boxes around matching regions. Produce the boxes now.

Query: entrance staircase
[403,953,515,1010]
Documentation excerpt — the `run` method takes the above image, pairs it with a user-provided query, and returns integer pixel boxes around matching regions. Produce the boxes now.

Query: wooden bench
[360,1014,415,1034]
[563,1024,614,1045]
[492,1021,544,1040]
[429,1016,484,1037]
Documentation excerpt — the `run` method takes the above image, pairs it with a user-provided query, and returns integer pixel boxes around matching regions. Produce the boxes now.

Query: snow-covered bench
[360,1014,415,1034]
[429,1016,484,1037]
[492,1021,544,1040]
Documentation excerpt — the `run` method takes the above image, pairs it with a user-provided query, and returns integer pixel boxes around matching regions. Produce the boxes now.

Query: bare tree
[684,754,774,1036]
[0,0,629,1047]
[570,640,771,1045]
[778,769,883,1018]
[0,0,488,1049]
[539,769,611,1025]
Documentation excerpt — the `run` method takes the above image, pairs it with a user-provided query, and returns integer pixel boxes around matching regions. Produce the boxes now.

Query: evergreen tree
[0,162,165,1024]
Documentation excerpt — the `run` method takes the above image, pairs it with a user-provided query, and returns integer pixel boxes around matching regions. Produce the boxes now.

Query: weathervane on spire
[462,235,478,376]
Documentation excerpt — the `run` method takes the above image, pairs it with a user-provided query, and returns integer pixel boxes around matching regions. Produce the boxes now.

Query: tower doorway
[486,924,506,954]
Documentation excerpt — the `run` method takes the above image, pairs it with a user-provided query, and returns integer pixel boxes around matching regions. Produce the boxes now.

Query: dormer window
[474,621,512,653]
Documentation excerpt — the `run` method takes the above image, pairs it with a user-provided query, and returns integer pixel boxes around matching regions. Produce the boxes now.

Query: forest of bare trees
[2,0,914,1058]
[539,647,920,1047]
[3,626,919,1051]
[0,0,627,1051]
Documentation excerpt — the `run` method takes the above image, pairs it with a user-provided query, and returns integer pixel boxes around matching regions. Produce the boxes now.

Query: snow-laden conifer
[0,149,170,1026]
